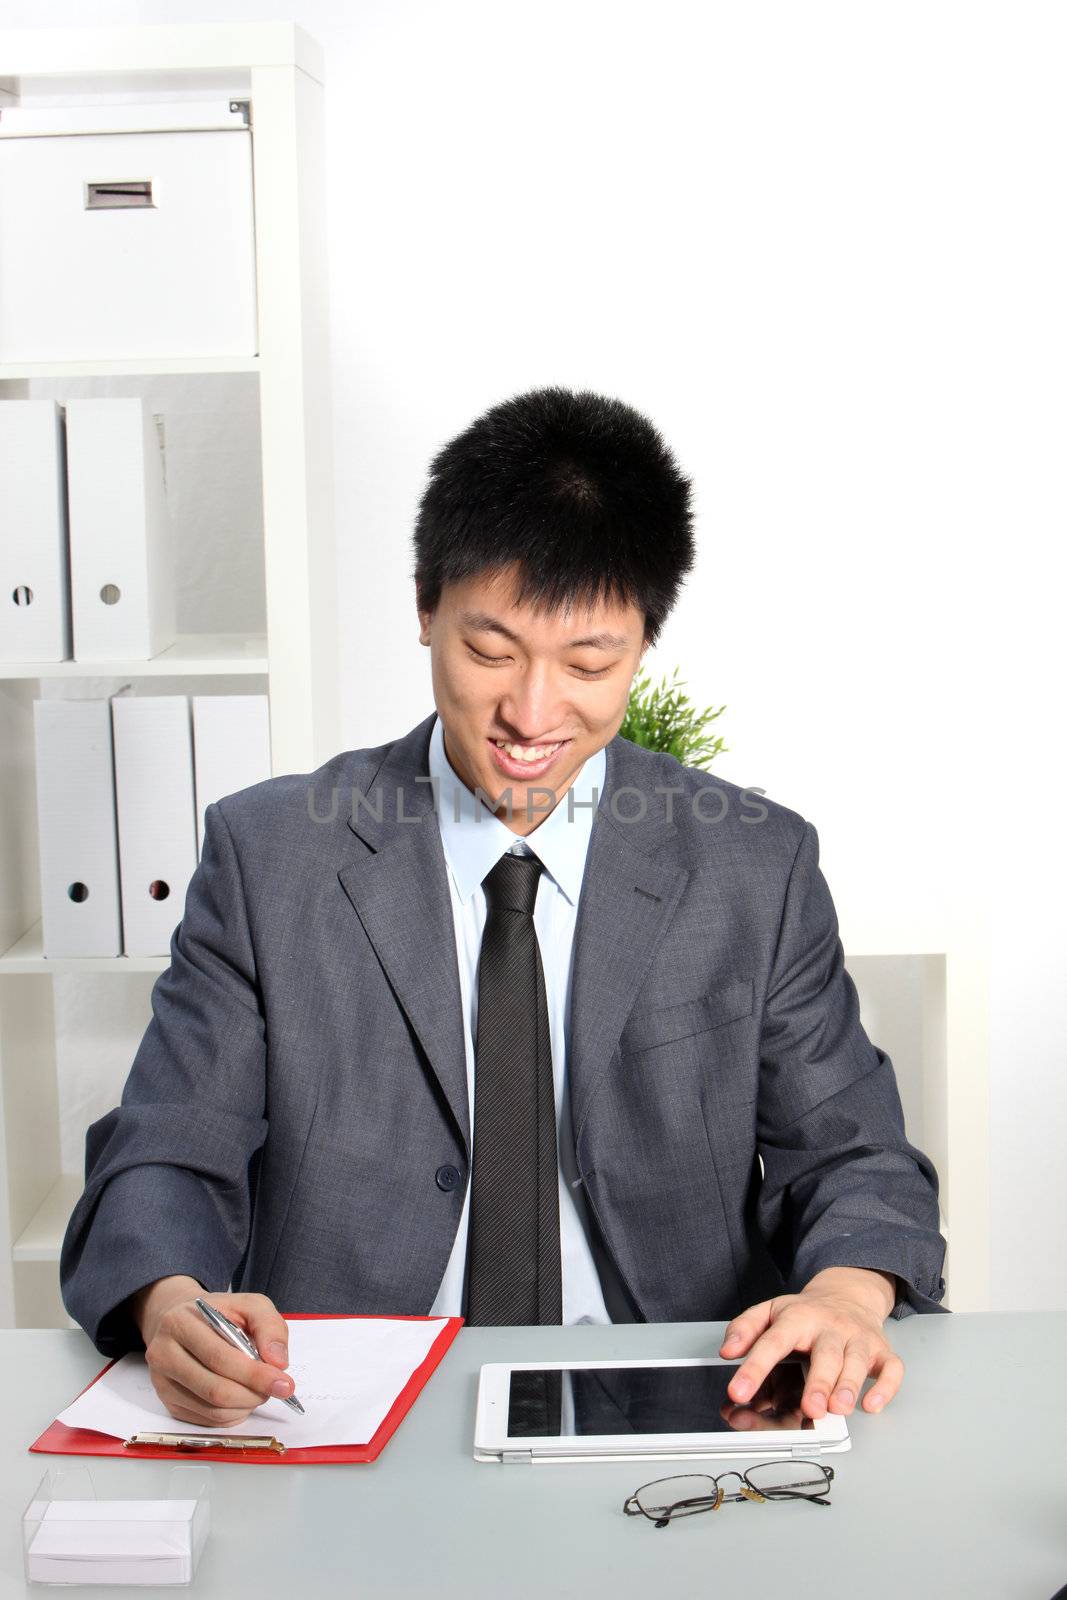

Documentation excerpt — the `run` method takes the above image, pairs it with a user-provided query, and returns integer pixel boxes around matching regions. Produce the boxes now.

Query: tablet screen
[506,1360,814,1438]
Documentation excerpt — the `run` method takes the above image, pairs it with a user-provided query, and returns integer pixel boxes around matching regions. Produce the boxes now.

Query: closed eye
[465,645,510,667]
[464,644,609,679]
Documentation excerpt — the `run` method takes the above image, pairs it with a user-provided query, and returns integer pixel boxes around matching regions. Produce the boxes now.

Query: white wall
[12,0,1064,1309]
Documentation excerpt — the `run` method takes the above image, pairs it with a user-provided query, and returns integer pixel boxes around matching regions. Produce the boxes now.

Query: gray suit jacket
[61,711,947,1354]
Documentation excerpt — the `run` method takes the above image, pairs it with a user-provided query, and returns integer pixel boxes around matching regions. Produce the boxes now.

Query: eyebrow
[457,609,630,651]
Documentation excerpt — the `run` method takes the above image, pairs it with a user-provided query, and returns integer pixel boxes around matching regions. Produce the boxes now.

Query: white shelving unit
[0,358,261,379]
[0,23,340,1326]
[0,634,270,679]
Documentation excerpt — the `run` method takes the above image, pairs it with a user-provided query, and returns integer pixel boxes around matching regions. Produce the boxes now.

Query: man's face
[418,562,649,835]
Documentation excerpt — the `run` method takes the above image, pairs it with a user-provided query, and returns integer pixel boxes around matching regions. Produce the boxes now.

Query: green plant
[620,665,728,771]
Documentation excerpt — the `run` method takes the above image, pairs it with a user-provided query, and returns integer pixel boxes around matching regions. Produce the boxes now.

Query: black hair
[412,386,694,647]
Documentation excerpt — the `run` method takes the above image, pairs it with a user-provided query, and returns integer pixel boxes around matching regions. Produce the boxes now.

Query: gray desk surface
[1,1313,1065,1599]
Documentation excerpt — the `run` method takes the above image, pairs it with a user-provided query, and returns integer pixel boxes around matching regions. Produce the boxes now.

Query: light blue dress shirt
[425,712,615,1325]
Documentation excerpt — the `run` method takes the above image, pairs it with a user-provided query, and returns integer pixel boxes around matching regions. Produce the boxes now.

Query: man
[61,386,946,1433]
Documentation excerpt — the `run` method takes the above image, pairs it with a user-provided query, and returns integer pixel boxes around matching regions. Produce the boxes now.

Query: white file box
[0,400,72,662]
[33,699,123,958]
[192,694,272,857]
[65,397,176,662]
[112,695,197,957]
[0,101,257,362]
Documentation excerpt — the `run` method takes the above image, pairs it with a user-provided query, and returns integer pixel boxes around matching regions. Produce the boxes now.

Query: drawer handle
[85,179,154,210]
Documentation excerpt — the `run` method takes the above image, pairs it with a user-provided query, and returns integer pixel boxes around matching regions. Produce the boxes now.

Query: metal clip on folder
[125,1432,286,1454]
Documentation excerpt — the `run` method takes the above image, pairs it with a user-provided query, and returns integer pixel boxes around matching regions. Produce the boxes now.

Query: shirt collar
[428,713,605,907]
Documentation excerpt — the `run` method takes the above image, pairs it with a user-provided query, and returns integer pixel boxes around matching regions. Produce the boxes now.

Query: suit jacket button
[436,1164,462,1192]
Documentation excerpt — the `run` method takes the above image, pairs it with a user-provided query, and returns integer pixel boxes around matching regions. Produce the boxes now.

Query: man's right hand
[128,1275,295,1427]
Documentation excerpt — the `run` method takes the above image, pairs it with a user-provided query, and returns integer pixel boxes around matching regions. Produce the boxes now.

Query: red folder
[30,1313,463,1466]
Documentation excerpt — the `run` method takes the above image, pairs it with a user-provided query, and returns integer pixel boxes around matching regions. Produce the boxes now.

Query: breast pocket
[620,976,754,1055]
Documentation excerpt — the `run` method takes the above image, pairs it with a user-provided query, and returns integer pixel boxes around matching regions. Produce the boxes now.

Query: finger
[153,1373,257,1429]
[719,1300,775,1357]
[727,1322,799,1404]
[163,1306,294,1401]
[802,1331,847,1419]
[147,1305,294,1408]
[861,1351,905,1413]
[222,1293,291,1370]
[828,1337,878,1415]
[158,1373,256,1426]
[150,1334,284,1415]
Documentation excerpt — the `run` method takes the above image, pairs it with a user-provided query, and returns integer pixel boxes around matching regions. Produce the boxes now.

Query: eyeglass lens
[746,1461,831,1497]
[633,1475,720,1520]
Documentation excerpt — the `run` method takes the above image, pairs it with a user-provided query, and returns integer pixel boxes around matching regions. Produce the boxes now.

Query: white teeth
[493,740,562,763]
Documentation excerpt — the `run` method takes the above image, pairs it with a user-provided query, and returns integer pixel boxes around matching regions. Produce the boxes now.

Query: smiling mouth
[487,736,573,775]
[491,736,569,759]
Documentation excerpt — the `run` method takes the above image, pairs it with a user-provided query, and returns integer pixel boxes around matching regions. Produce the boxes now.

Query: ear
[417,602,432,646]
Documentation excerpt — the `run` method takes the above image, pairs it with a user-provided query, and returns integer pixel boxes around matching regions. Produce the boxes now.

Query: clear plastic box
[22,1464,211,1587]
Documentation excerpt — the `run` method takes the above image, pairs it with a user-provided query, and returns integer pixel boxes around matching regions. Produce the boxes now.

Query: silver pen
[194,1297,306,1415]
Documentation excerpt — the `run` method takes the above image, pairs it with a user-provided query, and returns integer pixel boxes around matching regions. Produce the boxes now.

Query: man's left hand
[718,1266,903,1419]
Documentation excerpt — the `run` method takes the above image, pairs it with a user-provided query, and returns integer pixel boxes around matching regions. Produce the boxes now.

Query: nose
[498,663,569,743]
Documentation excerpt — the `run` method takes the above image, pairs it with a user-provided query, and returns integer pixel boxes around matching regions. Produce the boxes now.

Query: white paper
[27,1500,197,1585]
[57,1318,448,1449]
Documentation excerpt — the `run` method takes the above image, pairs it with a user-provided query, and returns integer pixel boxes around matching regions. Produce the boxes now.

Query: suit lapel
[566,733,690,1140]
[338,713,471,1154]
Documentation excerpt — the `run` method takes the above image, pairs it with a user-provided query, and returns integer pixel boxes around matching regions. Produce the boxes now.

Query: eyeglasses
[623,1461,834,1528]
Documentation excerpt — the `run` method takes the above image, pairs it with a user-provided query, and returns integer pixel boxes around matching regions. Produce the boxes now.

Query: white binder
[191,694,272,858]
[64,398,176,662]
[33,699,123,958]
[111,695,197,957]
[0,400,72,662]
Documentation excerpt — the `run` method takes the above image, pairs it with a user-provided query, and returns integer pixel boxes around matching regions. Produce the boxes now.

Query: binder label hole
[149,880,171,901]
[67,882,89,903]
[100,584,121,606]
[12,585,34,606]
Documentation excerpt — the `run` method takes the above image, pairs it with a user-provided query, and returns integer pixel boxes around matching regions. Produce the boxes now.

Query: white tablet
[474,1356,851,1464]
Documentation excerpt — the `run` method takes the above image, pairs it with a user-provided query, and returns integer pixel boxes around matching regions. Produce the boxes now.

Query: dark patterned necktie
[465,849,563,1328]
